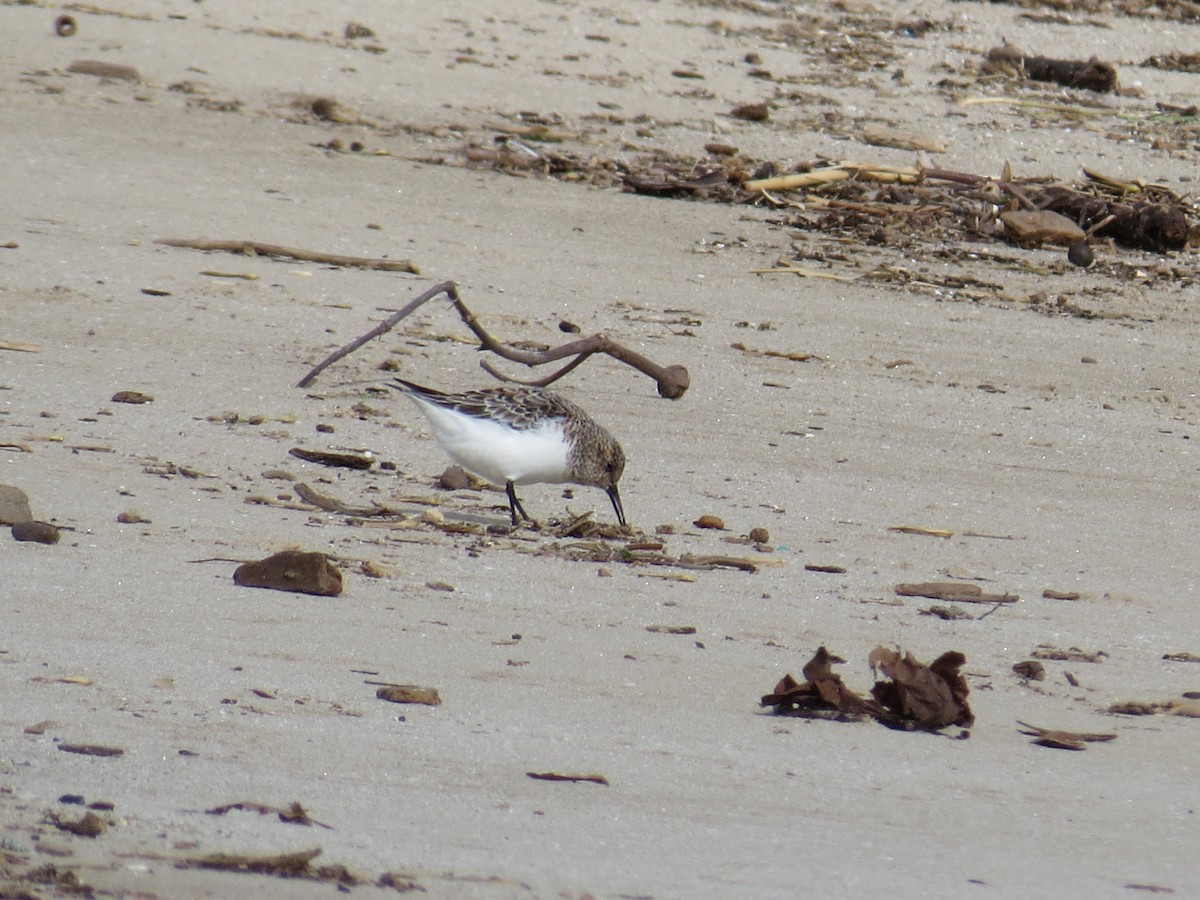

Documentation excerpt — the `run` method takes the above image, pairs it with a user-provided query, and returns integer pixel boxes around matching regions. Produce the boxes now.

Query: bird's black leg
[506,481,532,526]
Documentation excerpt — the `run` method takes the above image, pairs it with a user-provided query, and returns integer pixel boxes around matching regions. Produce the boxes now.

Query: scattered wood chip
[731,342,818,362]
[183,847,324,877]
[860,123,947,153]
[1108,701,1161,716]
[156,237,419,273]
[646,625,697,635]
[1043,589,1082,601]
[293,482,390,516]
[1162,652,1200,663]
[48,811,107,837]
[375,685,441,706]
[289,447,374,470]
[57,743,123,757]
[921,604,973,620]
[983,45,1118,93]
[1030,645,1105,663]
[895,582,1019,604]
[0,340,42,353]
[1017,721,1117,750]
[233,550,343,597]
[207,801,332,829]
[526,771,609,785]
[888,525,953,538]
[111,390,154,404]
[67,59,141,82]
[805,564,846,574]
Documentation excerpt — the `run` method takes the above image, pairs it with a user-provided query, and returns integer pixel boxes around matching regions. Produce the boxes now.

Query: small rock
[694,514,725,530]
[233,550,342,596]
[1067,239,1094,267]
[0,484,34,524]
[12,521,60,544]
[116,511,150,524]
[748,526,770,543]
[425,581,455,592]
[438,466,473,490]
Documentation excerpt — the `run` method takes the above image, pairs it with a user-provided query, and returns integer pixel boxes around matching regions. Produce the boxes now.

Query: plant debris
[375,684,442,706]
[895,582,1019,604]
[762,645,973,731]
[182,847,341,880]
[1030,645,1106,663]
[155,237,418,273]
[47,810,106,837]
[982,45,1119,93]
[526,771,609,785]
[1017,721,1117,751]
[207,801,332,829]
[288,447,375,470]
[57,742,124,757]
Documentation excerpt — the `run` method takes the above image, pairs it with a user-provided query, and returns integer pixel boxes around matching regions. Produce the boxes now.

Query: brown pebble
[438,465,473,491]
[376,685,441,706]
[233,550,343,596]
[0,484,34,524]
[12,521,60,544]
[694,515,725,530]
[116,511,150,524]
[316,423,334,433]
[1067,239,1094,267]
[55,14,77,37]
[748,526,769,543]
[425,581,455,592]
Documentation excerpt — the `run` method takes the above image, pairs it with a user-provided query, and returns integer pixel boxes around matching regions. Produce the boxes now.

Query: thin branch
[297,281,456,388]
[155,238,419,273]
[296,281,690,398]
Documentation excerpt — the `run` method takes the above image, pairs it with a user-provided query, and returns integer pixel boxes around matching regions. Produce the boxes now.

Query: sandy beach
[2,1,1199,897]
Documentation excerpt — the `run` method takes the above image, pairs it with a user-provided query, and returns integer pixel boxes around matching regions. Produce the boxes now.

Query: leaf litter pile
[762,645,974,733]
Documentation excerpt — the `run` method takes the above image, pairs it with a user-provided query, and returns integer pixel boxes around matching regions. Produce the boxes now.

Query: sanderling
[390,379,626,527]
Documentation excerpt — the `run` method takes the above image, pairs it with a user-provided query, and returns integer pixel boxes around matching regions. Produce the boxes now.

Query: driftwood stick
[480,351,593,387]
[155,238,420,273]
[297,281,456,388]
[297,280,690,399]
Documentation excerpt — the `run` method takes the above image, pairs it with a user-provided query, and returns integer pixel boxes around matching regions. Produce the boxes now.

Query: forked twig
[296,281,690,398]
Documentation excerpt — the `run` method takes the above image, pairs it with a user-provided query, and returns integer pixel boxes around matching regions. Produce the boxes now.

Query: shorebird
[390,379,626,527]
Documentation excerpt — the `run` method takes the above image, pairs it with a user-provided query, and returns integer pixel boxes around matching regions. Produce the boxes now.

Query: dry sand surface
[3,1,1199,897]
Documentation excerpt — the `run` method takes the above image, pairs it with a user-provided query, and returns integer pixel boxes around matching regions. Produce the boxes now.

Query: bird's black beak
[607,485,626,527]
